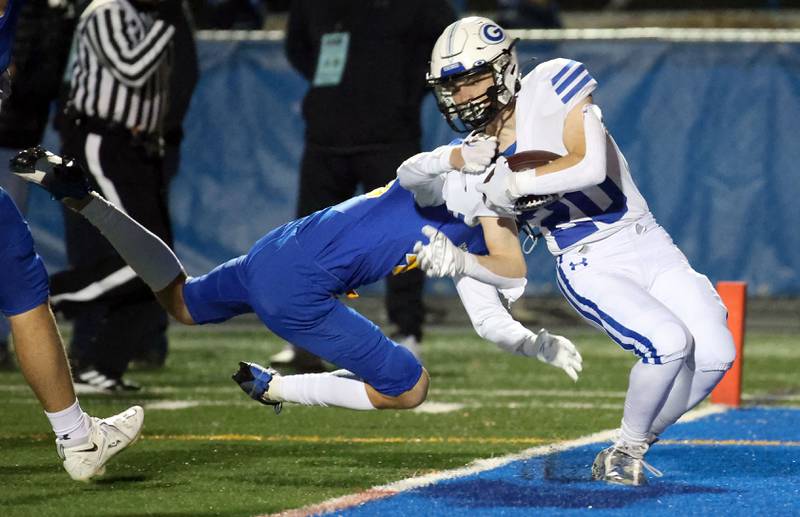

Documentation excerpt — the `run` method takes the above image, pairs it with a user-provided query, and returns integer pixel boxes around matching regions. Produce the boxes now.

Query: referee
[50,0,180,392]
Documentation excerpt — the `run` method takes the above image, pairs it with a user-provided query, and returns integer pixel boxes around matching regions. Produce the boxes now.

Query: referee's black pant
[50,120,173,378]
[296,141,427,345]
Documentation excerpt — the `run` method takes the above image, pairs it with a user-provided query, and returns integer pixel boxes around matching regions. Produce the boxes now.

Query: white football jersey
[515,58,650,255]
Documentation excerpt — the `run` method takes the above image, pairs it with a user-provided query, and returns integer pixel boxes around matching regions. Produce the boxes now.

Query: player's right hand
[413,225,466,278]
[459,132,498,174]
[525,329,583,382]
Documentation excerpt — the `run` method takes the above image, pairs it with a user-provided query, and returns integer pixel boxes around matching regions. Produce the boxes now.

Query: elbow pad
[511,104,608,196]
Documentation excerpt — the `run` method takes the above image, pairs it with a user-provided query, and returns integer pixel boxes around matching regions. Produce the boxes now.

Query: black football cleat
[232,361,283,414]
[10,146,91,201]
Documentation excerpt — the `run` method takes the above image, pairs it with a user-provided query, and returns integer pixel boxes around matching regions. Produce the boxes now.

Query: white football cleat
[57,405,144,482]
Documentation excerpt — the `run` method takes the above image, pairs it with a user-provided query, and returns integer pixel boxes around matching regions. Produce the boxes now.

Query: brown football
[506,150,562,211]
[506,150,562,172]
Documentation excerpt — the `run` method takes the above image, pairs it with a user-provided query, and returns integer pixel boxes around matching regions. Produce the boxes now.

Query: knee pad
[649,320,692,363]
[693,323,736,372]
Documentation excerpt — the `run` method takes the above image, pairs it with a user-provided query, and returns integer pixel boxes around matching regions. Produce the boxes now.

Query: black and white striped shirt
[67,0,174,135]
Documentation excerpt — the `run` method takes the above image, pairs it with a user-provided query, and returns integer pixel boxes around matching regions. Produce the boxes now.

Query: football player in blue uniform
[0,0,143,481]
[12,144,582,415]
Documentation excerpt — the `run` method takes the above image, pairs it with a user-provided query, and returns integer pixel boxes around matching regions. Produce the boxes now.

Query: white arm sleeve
[396,146,455,207]
[455,275,536,356]
[462,254,526,302]
[511,104,608,196]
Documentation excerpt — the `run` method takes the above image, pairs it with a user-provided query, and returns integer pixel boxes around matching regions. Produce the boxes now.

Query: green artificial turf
[1,326,797,516]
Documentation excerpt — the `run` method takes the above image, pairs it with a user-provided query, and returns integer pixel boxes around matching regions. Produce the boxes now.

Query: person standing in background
[0,0,76,369]
[274,0,457,372]
[49,0,179,392]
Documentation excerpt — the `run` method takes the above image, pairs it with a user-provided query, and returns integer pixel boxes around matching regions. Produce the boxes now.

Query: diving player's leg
[11,147,191,323]
[242,243,428,411]
[647,261,735,438]
[73,192,193,324]
[257,300,429,411]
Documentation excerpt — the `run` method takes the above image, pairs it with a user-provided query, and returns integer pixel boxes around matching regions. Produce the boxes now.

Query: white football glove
[522,329,583,382]
[460,132,498,174]
[413,225,466,278]
[475,156,519,216]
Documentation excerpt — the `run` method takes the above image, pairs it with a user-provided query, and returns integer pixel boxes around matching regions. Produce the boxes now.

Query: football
[506,150,562,212]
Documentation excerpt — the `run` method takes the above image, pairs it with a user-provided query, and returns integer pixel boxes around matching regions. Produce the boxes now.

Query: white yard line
[265,404,729,517]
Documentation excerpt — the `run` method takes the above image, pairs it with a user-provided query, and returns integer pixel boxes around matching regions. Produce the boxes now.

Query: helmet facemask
[428,41,519,133]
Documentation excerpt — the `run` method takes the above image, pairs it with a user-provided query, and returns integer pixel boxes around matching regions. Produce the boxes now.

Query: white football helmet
[427,17,520,133]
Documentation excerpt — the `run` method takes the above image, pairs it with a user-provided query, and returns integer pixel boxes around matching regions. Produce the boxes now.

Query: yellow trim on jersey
[392,253,419,276]
[365,179,396,199]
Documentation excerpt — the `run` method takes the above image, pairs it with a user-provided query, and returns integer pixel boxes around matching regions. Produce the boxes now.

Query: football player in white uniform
[415,17,736,485]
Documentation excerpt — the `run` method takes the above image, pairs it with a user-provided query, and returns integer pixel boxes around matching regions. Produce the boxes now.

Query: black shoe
[74,369,142,394]
[10,146,90,200]
[232,362,283,415]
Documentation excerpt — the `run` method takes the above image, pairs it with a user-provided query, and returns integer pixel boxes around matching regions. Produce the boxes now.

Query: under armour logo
[458,243,469,251]
[569,258,588,270]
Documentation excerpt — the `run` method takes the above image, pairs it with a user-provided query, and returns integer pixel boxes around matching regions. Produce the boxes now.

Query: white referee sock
[46,399,91,447]
[80,194,183,291]
[619,359,683,447]
[649,362,726,437]
[268,373,376,410]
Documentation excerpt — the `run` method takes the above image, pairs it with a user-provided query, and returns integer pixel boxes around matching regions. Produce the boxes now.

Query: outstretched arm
[455,275,582,381]
[413,220,526,298]
[397,133,498,207]
[396,146,453,207]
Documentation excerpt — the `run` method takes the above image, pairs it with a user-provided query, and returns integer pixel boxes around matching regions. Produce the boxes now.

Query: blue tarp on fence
[27,38,800,295]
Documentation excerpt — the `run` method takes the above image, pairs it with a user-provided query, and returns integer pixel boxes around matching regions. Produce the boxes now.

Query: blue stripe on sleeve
[555,64,587,95]
[550,61,575,85]
[562,74,593,104]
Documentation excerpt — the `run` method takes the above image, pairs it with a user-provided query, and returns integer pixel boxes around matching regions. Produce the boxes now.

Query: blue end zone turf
[340,408,800,516]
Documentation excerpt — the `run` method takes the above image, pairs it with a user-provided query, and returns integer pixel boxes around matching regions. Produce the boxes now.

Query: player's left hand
[475,157,519,216]
[524,329,583,382]
[413,225,466,278]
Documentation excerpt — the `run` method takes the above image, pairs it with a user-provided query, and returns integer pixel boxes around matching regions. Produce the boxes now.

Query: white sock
[649,364,726,436]
[268,373,376,410]
[619,360,683,447]
[80,194,183,291]
[46,399,91,447]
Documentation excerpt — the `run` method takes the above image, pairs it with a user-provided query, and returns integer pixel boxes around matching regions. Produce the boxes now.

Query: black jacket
[286,0,455,149]
[0,0,76,148]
